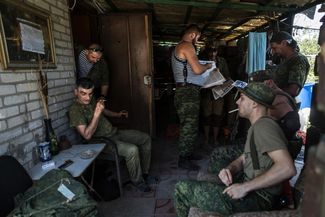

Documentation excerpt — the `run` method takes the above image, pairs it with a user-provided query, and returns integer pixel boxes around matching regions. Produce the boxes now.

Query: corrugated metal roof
[72,0,323,44]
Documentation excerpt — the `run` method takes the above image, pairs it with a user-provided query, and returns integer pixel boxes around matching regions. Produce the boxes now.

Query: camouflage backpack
[9,169,99,217]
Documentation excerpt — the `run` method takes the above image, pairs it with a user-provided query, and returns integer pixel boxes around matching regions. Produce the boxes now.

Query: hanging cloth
[246,32,267,74]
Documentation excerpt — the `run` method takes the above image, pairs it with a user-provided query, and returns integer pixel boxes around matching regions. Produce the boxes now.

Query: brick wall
[0,0,79,169]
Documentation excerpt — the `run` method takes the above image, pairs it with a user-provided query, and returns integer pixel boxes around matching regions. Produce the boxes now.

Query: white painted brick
[55,48,64,55]
[56,1,68,11]
[1,73,26,83]
[49,112,58,121]
[47,80,55,88]
[66,42,73,49]
[56,92,74,102]
[27,119,43,131]
[29,92,40,101]
[26,73,38,81]
[61,34,71,42]
[56,124,70,136]
[0,85,16,96]
[4,94,28,106]
[50,5,64,17]
[31,109,43,120]
[59,18,70,28]
[24,141,37,154]
[0,142,9,155]
[8,114,28,129]
[33,0,50,10]
[20,104,27,113]
[56,40,68,48]
[0,120,7,131]
[56,65,65,71]
[48,103,61,113]
[12,132,34,147]
[44,0,56,6]
[53,31,61,39]
[0,127,23,144]
[27,101,41,112]
[0,0,74,168]
[55,117,68,127]
[57,109,68,118]
[17,82,38,92]
[22,154,33,166]
[50,86,71,95]
[60,100,71,108]
[57,56,70,64]
[61,70,74,77]
[53,23,66,33]
[47,72,61,79]
[24,0,34,4]
[48,96,56,105]
[0,106,19,120]
[63,11,69,20]
[54,79,67,86]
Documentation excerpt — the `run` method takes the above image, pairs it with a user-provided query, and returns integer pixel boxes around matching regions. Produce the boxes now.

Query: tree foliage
[295,30,320,83]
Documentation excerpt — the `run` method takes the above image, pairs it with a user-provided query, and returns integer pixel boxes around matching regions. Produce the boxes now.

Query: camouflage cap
[239,82,275,108]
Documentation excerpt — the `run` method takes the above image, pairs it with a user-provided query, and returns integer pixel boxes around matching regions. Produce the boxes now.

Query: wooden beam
[225,0,324,42]
[201,0,231,35]
[214,0,276,40]
[118,0,292,12]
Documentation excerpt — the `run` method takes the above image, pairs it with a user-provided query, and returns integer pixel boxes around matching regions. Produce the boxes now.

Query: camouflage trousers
[92,129,151,184]
[174,179,273,217]
[174,85,200,157]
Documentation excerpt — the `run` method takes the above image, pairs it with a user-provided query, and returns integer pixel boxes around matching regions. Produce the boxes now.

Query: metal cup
[37,142,52,162]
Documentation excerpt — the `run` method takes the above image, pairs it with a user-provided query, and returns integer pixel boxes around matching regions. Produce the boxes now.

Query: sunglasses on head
[88,47,104,52]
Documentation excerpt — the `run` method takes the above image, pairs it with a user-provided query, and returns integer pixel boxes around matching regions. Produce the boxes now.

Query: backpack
[9,169,99,217]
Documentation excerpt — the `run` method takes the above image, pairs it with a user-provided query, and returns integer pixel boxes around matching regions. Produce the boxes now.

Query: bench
[188,137,325,217]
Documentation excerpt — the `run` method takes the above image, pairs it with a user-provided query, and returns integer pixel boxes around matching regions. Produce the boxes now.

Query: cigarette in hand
[228,108,239,114]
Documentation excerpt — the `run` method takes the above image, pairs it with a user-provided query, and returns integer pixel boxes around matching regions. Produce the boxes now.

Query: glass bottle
[44,118,59,155]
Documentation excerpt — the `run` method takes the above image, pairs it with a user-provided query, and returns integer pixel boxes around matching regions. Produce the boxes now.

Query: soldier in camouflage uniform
[172,24,212,170]
[174,82,296,217]
[252,31,310,98]
[69,78,152,192]
[78,43,110,99]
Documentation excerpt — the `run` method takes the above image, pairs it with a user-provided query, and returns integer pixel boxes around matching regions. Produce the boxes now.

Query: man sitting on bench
[174,82,296,216]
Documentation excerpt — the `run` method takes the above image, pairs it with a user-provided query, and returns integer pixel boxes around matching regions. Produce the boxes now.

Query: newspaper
[211,79,234,100]
[186,61,225,87]
[186,60,215,86]
[202,68,226,88]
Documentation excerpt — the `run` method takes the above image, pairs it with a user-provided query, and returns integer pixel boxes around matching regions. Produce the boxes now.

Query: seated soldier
[69,78,152,192]
[174,82,296,216]
[264,79,300,141]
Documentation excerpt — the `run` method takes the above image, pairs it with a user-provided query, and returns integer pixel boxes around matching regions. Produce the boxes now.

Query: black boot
[178,157,200,170]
